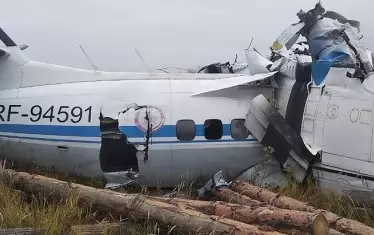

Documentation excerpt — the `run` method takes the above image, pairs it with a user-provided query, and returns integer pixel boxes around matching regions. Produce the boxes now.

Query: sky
[0,0,373,72]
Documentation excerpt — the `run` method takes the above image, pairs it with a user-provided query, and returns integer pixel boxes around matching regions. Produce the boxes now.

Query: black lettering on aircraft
[57,106,69,123]
[0,105,5,121]
[7,105,21,121]
[29,105,92,123]
[0,105,93,123]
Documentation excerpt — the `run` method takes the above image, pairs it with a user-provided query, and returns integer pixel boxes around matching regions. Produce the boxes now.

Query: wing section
[191,71,278,96]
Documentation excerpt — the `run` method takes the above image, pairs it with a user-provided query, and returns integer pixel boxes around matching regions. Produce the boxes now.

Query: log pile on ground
[0,169,373,235]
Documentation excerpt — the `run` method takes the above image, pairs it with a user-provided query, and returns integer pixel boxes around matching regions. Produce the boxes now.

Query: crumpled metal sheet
[301,7,373,85]
[308,18,354,63]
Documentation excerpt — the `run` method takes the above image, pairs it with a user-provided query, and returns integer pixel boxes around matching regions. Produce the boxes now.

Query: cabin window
[176,119,196,141]
[204,119,223,140]
[231,119,249,139]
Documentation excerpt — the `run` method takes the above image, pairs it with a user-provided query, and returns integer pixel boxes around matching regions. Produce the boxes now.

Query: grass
[0,180,94,234]
[0,160,202,235]
[273,176,374,227]
[0,159,374,234]
[0,173,182,235]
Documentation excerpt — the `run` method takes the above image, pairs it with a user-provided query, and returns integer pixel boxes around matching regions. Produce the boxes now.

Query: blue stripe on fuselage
[0,134,257,144]
[0,123,235,138]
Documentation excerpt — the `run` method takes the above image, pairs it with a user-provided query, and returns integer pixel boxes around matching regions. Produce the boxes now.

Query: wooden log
[329,229,346,235]
[230,181,374,235]
[230,181,312,211]
[0,228,42,235]
[151,196,329,235]
[2,170,285,235]
[212,188,263,206]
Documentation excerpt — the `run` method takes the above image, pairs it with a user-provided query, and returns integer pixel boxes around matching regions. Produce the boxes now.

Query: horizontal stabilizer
[191,71,277,96]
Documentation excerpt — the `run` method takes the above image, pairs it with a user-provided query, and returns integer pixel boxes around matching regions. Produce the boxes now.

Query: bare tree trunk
[2,170,285,235]
[230,181,312,211]
[152,196,329,235]
[212,188,263,206]
[230,181,374,235]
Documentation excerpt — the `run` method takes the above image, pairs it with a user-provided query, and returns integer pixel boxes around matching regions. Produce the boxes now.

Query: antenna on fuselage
[134,48,152,73]
[247,37,254,50]
[78,44,99,71]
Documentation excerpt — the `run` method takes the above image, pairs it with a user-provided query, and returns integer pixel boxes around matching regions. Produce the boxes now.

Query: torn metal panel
[322,10,360,32]
[238,155,288,188]
[293,2,373,85]
[271,22,305,51]
[103,170,139,189]
[247,101,269,131]
[308,18,353,63]
[244,112,266,141]
[99,115,139,173]
[245,94,313,183]
[98,104,157,188]
[342,24,373,73]
[245,48,273,75]
[197,170,231,197]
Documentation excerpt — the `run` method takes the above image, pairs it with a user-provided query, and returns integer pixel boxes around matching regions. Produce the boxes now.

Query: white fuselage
[0,59,273,187]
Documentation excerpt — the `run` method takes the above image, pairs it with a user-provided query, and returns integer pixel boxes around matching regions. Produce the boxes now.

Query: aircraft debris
[295,2,373,85]
[245,94,312,183]
[192,1,374,207]
[197,170,231,197]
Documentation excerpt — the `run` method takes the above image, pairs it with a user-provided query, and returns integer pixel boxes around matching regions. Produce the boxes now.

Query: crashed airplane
[197,2,374,199]
[0,2,374,199]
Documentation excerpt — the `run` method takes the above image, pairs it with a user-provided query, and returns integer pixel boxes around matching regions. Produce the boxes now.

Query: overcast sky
[0,0,372,72]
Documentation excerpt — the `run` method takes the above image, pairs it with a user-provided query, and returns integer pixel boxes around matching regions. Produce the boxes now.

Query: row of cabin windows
[176,119,249,141]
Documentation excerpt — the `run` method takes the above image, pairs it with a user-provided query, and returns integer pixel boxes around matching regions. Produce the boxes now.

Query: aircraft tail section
[244,94,313,183]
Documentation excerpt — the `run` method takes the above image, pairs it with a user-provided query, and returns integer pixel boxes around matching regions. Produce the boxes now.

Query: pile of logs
[1,169,374,235]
